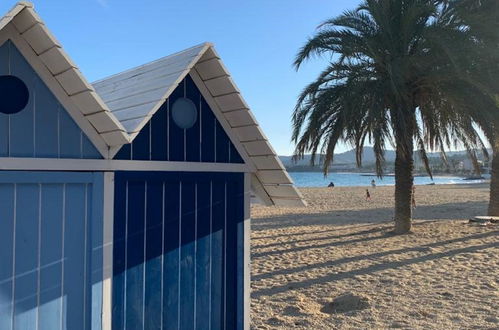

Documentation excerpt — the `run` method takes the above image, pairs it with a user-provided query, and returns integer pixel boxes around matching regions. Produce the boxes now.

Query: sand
[250,184,499,329]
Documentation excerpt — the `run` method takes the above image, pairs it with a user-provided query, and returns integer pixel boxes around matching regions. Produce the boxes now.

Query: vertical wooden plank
[34,83,59,158]
[229,143,244,164]
[38,184,63,330]
[114,144,132,160]
[144,181,163,330]
[13,184,39,330]
[125,181,146,329]
[150,103,168,161]
[225,178,241,329]
[82,134,102,159]
[180,181,196,328]
[185,76,201,162]
[200,98,215,163]
[131,122,151,161]
[102,173,115,330]
[63,184,88,330]
[211,179,225,329]
[112,178,127,330]
[215,122,230,163]
[195,181,211,328]
[163,181,180,330]
[59,111,82,158]
[239,173,251,330]
[0,184,14,330]
[9,45,35,157]
[168,80,186,161]
[0,42,10,156]
[89,174,103,330]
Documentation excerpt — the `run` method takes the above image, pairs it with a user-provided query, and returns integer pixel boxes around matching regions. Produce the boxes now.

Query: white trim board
[0,157,251,172]
[102,172,114,330]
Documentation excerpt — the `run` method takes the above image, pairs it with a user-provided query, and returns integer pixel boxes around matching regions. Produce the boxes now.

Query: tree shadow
[252,226,386,249]
[252,230,498,298]
[251,201,487,232]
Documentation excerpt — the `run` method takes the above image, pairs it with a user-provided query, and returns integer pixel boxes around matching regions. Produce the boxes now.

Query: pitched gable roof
[1,2,305,207]
[0,2,129,157]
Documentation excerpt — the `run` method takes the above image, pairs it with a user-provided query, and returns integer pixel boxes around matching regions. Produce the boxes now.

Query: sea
[289,172,489,188]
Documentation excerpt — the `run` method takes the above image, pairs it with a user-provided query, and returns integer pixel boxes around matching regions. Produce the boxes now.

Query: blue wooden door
[0,171,104,330]
[113,171,244,330]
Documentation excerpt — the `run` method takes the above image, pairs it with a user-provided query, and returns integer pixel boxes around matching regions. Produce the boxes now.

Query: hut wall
[0,171,105,330]
[112,171,245,330]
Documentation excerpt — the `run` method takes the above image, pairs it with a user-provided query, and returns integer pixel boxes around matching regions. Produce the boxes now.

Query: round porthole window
[171,97,198,129]
[0,75,29,115]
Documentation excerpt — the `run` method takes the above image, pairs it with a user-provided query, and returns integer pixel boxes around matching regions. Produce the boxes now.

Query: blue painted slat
[151,102,168,161]
[63,184,88,330]
[225,180,243,330]
[90,174,104,330]
[34,83,59,157]
[185,76,201,162]
[112,179,127,330]
[9,45,35,157]
[59,111,82,158]
[200,98,215,163]
[0,41,9,156]
[39,184,63,330]
[13,184,39,330]
[82,134,102,159]
[180,181,196,328]
[230,143,244,164]
[168,81,185,162]
[0,184,14,330]
[144,181,163,330]
[115,143,131,160]
[195,181,211,328]
[216,122,230,164]
[163,181,180,330]
[132,122,151,160]
[211,179,225,330]
[125,181,146,330]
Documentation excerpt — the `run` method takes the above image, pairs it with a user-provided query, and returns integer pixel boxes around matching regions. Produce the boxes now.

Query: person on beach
[328,182,335,188]
[365,189,371,201]
[371,179,376,188]
[412,185,416,209]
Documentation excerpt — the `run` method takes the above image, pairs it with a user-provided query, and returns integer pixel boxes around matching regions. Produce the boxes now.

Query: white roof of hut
[0,2,306,207]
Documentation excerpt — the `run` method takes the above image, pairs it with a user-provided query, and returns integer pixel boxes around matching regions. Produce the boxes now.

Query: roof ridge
[92,42,213,85]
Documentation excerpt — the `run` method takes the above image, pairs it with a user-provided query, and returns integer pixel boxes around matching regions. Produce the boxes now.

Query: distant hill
[279,147,490,170]
[280,147,395,167]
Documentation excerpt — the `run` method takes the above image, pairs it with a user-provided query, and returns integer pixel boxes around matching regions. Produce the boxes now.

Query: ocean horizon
[289,172,488,188]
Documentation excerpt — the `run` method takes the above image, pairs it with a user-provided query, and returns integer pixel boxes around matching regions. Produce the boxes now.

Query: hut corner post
[102,172,115,330]
[237,172,251,330]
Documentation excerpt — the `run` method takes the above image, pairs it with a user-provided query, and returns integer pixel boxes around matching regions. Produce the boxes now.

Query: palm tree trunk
[488,140,499,215]
[394,137,414,234]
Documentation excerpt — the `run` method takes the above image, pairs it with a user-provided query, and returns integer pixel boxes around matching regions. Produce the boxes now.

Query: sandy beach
[251,184,499,329]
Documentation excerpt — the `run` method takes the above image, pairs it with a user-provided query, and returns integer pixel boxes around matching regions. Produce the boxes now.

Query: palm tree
[292,0,498,233]
[447,0,499,215]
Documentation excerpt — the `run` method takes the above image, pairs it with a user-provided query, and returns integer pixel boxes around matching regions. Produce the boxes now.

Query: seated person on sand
[328,181,335,188]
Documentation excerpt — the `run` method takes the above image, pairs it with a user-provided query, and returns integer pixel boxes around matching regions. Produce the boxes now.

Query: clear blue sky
[1,0,364,155]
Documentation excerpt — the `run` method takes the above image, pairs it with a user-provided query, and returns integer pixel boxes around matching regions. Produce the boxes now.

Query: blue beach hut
[0,2,305,330]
